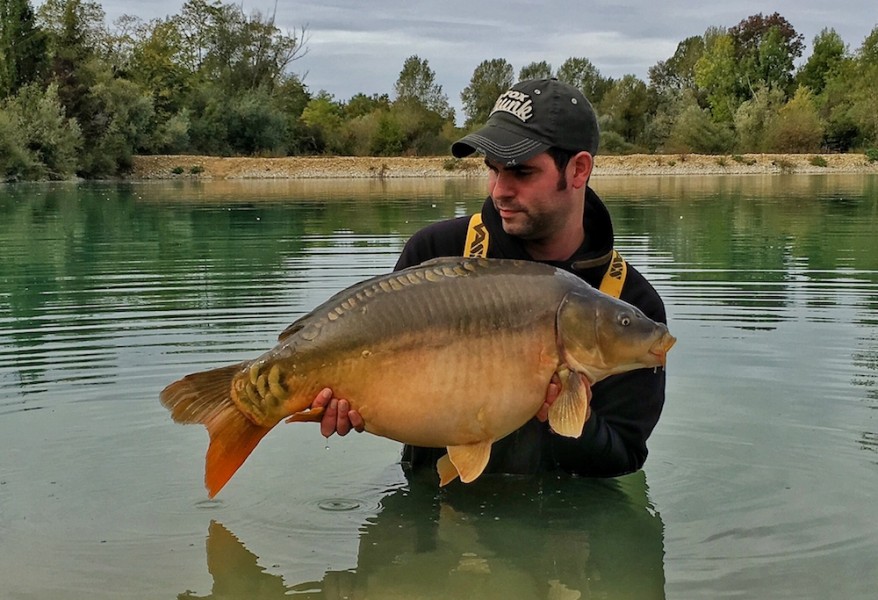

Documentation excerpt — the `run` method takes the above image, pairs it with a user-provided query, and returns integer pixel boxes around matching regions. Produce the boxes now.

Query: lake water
[1,174,876,599]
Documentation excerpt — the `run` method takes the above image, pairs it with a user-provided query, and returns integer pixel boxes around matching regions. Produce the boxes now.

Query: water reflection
[182,473,665,599]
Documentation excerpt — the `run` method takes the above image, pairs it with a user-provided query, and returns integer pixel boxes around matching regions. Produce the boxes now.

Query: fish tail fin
[160,362,273,498]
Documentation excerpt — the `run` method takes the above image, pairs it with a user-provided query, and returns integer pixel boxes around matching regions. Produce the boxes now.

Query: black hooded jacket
[394,187,667,478]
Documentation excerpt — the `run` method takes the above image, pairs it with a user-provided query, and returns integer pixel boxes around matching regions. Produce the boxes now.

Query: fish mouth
[648,333,677,367]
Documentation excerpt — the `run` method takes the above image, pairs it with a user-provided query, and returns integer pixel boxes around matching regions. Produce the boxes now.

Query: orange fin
[160,362,273,497]
[446,441,492,484]
[548,369,591,438]
[285,407,325,423]
[436,453,459,486]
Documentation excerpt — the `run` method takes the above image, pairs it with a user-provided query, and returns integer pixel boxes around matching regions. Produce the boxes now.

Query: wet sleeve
[549,366,666,476]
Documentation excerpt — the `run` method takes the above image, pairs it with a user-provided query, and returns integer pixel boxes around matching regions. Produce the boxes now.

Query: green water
[1,175,876,599]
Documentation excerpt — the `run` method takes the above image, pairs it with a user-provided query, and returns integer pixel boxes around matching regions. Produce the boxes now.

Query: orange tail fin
[160,362,273,498]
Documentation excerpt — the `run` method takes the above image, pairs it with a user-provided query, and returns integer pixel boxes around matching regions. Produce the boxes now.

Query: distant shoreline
[130,153,878,180]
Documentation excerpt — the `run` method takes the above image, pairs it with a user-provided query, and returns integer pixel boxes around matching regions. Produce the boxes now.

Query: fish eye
[619,314,631,327]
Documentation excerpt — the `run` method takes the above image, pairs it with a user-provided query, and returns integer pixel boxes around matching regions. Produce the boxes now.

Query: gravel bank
[130,153,877,180]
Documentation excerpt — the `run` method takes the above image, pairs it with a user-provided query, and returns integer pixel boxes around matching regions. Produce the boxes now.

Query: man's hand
[312,388,365,438]
[536,373,562,422]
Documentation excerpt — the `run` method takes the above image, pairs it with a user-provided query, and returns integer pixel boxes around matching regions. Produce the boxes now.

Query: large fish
[160,257,675,497]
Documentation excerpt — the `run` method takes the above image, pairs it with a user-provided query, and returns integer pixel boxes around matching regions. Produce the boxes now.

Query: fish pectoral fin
[285,407,325,423]
[548,369,591,438]
[436,453,459,486]
[445,441,493,484]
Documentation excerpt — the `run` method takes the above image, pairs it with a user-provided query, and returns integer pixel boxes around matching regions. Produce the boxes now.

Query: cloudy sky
[97,0,876,118]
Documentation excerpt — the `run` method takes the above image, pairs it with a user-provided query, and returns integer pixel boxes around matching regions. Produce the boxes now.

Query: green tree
[38,0,119,175]
[224,86,289,155]
[388,99,448,155]
[518,60,553,81]
[82,64,155,175]
[729,12,803,96]
[393,55,451,118]
[37,0,106,55]
[556,56,612,104]
[174,0,306,94]
[599,74,649,144]
[0,0,48,98]
[344,92,390,119]
[648,36,704,96]
[300,91,347,154]
[817,56,859,151]
[694,29,739,122]
[797,28,847,95]
[371,110,404,156]
[846,26,878,146]
[124,17,193,119]
[460,58,514,127]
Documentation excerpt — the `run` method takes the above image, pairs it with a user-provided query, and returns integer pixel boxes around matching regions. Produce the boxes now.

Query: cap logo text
[490,90,533,122]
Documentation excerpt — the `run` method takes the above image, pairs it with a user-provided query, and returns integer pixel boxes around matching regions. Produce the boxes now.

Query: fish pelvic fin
[444,440,493,484]
[160,362,273,498]
[548,369,591,438]
[436,454,459,486]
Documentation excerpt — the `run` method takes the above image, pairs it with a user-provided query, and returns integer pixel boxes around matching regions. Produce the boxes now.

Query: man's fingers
[536,401,551,422]
[336,399,352,436]
[314,389,364,438]
[312,388,332,409]
[320,397,338,438]
[349,408,365,433]
[537,376,562,422]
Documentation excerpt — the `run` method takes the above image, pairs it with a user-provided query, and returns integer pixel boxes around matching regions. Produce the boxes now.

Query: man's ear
[570,151,594,189]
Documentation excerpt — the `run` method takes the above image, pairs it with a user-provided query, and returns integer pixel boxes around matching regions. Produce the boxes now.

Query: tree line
[1,0,877,181]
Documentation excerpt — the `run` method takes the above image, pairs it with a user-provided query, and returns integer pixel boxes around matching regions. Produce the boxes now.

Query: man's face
[485,153,575,241]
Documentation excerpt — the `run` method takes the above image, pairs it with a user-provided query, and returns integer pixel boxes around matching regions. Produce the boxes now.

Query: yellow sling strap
[598,249,627,299]
[464,213,626,298]
[464,213,490,258]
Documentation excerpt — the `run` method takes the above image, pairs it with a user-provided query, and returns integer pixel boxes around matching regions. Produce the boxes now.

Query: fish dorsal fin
[444,440,493,484]
[548,368,591,438]
[277,320,305,343]
[417,256,469,268]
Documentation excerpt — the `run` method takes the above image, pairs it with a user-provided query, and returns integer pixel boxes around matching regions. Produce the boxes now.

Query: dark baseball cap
[452,78,600,166]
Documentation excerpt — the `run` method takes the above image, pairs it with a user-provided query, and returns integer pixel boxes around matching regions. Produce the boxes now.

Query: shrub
[809,155,828,167]
[598,130,636,154]
[764,88,824,153]
[665,104,735,154]
[772,158,795,173]
[731,154,758,165]
[734,86,785,152]
[0,110,38,181]
[442,158,479,172]
[0,83,81,180]
[189,165,204,174]
[171,166,184,174]
[866,148,878,163]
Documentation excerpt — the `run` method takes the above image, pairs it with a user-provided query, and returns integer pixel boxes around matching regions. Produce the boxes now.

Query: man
[312,78,668,478]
